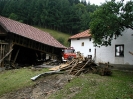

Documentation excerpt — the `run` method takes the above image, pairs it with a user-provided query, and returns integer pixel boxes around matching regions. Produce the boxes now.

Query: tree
[89,0,133,46]
[9,13,18,21]
[0,0,97,34]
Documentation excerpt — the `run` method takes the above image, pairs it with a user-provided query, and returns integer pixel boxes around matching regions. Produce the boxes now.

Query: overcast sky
[86,0,130,5]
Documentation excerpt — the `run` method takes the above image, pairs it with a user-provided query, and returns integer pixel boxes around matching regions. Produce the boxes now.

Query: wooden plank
[0,49,13,64]
[0,44,2,67]
[69,59,79,74]
[75,59,91,76]
[12,49,20,64]
[0,43,8,45]
[2,45,5,67]
[49,63,70,71]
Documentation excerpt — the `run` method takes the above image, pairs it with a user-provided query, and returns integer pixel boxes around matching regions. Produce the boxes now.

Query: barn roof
[68,29,91,40]
[0,16,66,48]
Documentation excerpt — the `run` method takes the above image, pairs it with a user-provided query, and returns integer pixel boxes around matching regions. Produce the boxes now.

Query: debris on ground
[31,69,63,81]
[0,74,75,99]
[49,57,113,76]
[31,55,113,81]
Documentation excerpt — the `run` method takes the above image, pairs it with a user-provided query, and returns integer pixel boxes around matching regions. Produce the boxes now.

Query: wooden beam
[75,59,91,76]
[12,49,20,64]
[0,49,13,64]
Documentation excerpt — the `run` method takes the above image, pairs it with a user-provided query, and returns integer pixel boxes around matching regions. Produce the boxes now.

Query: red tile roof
[0,16,66,48]
[68,29,91,40]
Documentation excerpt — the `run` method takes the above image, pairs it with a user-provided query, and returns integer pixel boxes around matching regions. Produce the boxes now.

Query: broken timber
[49,58,112,76]
[75,59,91,76]
[0,49,13,64]
[49,58,77,71]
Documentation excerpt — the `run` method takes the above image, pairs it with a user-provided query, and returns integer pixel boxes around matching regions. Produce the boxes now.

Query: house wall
[95,29,133,65]
[70,37,96,58]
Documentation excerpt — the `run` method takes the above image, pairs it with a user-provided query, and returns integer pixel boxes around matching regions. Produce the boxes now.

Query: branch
[124,25,133,30]
[129,51,133,56]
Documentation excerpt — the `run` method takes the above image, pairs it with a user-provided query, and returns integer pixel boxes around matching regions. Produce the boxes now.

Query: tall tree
[0,0,7,15]
[0,0,97,34]
[89,0,133,46]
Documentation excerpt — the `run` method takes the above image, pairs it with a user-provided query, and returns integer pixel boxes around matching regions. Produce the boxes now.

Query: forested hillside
[0,0,98,34]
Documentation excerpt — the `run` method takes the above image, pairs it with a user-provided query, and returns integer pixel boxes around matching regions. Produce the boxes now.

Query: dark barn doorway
[11,45,41,66]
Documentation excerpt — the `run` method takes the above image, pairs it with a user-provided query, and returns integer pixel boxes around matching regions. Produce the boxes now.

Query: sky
[86,0,130,5]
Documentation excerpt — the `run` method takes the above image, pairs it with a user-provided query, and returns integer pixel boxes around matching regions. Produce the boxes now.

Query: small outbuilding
[0,16,66,68]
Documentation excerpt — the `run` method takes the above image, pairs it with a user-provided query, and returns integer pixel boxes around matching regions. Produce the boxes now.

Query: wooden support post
[0,44,2,67]
[0,49,13,64]
[12,49,20,64]
[2,45,5,67]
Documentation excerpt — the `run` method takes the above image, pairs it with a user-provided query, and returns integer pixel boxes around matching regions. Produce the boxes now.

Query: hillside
[37,27,71,47]
[0,0,98,34]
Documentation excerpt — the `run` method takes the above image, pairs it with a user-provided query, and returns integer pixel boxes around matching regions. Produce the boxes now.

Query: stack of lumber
[31,58,113,81]
[69,59,93,76]
[49,57,112,76]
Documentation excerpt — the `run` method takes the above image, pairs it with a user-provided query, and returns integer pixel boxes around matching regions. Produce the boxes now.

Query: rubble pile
[49,57,113,76]
[31,55,113,81]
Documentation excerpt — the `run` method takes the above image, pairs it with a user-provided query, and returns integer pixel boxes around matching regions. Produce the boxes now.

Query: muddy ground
[0,73,75,99]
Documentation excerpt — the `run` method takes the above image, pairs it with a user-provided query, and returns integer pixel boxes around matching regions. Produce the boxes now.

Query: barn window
[115,45,124,57]
[81,42,84,46]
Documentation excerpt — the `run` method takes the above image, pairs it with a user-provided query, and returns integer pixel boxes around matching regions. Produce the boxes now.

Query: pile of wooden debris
[31,56,113,81]
[49,57,113,76]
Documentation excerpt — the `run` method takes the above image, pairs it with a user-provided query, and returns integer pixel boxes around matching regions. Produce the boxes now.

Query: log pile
[49,57,113,76]
[31,57,113,81]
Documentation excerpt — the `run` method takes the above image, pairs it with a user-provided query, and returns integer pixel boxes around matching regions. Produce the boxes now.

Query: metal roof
[0,16,66,48]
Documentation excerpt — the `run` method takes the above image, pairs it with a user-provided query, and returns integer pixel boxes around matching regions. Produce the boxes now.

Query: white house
[69,29,133,66]
[68,30,96,58]
[96,29,133,65]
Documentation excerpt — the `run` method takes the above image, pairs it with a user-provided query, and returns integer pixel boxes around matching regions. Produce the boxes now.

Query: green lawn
[0,69,133,99]
[48,70,133,99]
[0,68,48,96]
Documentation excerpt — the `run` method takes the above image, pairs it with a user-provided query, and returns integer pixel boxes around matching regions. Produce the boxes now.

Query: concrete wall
[95,29,133,65]
[70,37,96,58]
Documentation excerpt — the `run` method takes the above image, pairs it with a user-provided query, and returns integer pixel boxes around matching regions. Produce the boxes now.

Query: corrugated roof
[69,29,91,40]
[0,16,66,48]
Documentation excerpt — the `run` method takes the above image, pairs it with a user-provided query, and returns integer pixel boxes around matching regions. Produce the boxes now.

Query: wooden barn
[0,16,66,68]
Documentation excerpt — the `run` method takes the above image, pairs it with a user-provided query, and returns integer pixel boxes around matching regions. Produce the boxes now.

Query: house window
[89,38,91,41]
[115,45,124,57]
[77,38,80,40]
[81,42,84,46]
[89,49,91,52]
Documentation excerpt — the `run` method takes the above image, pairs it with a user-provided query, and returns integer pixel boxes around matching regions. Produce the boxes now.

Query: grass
[0,68,48,96]
[37,27,71,47]
[0,69,133,99]
[48,70,133,99]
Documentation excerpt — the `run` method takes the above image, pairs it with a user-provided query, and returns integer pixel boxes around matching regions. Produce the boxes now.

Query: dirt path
[0,74,74,99]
